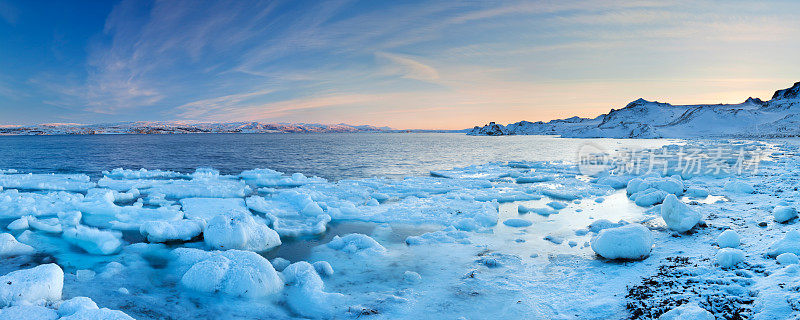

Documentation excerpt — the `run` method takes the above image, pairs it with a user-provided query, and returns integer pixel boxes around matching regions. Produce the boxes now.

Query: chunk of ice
[590,224,653,260]
[0,264,63,307]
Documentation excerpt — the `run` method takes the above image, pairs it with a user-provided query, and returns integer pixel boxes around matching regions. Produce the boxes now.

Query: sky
[1,0,799,130]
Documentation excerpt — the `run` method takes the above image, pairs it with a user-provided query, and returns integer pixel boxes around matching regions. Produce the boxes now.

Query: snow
[773,205,797,223]
[716,229,740,248]
[660,194,702,232]
[590,224,653,260]
[658,303,714,320]
[715,248,745,269]
[0,264,63,307]
[174,248,284,298]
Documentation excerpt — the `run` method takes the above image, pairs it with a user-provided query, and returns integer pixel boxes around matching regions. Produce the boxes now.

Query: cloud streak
[2,0,800,128]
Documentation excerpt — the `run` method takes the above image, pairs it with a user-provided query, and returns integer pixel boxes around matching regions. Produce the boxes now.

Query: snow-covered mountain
[0,121,393,135]
[469,81,800,138]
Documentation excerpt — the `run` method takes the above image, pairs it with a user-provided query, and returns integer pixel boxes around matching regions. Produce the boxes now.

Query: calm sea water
[0,133,675,180]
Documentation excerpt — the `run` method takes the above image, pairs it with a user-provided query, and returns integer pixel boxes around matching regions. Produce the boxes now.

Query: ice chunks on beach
[724,180,755,194]
[716,248,745,269]
[716,230,740,248]
[63,225,123,255]
[658,303,714,320]
[0,190,82,218]
[282,261,345,318]
[591,224,653,260]
[204,212,281,251]
[0,264,63,307]
[627,176,684,196]
[0,305,58,319]
[140,219,204,242]
[0,233,35,256]
[103,168,184,179]
[625,176,685,207]
[773,206,797,223]
[241,169,326,187]
[147,179,251,198]
[777,253,799,265]
[0,173,96,192]
[768,230,800,257]
[685,187,709,198]
[180,198,249,221]
[174,248,284,298]
[326,234,386,255]
[405,228,471,245]
[660,194,701,232]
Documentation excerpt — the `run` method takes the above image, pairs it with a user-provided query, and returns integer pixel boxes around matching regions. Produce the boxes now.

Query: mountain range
[469,81,800,138]
[0,121,394,135]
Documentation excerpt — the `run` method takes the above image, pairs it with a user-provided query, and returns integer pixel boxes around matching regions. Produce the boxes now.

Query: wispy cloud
[5,0,800,128]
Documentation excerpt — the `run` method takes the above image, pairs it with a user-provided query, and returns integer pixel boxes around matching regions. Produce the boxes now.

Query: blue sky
[1,0,799,129]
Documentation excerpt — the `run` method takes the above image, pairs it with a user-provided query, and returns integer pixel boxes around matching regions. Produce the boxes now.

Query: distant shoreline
[0,130,466,137]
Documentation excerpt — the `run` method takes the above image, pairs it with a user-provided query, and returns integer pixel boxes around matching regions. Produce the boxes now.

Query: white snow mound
[591,224,653,260]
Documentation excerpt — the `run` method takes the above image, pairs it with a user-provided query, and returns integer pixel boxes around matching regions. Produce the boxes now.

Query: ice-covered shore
[0,140,799,319]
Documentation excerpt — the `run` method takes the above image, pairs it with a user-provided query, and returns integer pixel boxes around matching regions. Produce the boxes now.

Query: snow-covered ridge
[469,81,800,138]
[0,121,394,135]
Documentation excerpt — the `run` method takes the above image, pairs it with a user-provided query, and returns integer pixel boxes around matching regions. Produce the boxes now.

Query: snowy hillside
[469,81,800,138]
[0,121,392,135]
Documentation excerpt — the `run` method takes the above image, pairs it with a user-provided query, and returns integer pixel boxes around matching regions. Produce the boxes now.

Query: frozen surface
[2,138,800,319]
